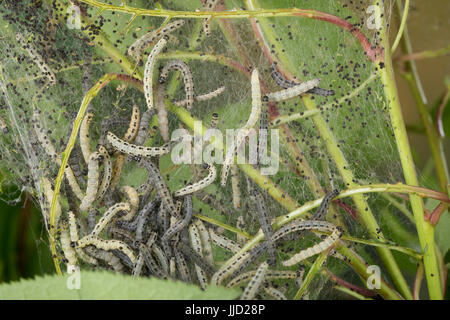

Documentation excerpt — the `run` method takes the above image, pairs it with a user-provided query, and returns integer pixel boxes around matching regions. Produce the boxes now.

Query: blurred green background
[0,0,448,286]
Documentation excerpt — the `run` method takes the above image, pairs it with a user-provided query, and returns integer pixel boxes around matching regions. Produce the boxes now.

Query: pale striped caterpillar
[139,243,168,279]
[32,110,84,200]
[16,32,56,85]
[211,251,251,286]
[96,145,112,202]
[119,186,139,221]
[77,236,136,264]
[60,222,78,274]
[79,151,102,212]
[226,270,297,288]
[91,202,131,237]
[159,59,194,109]
[270,63,334,96]
[0,116,8,133]
[107,132,170,157]
[85,247,125,273]
[110,227,139,250]
[155,83,170,142]
[123,105,140,143]
[152,243,170,274]
[144,36,168,110]
[252,189,277,266]
[173,164,216,197]
[221,68,261,185]
[189,223,209,290]
[41,176,62,228]
[281,225,342,266]
[80,112,94,164]
[174,86,226,107]
[109,154,125,191]
[128,20,185,61]
[193,219,214,265]
[134,109,156,146]
[263,286,287,300]
[231,165,241,209]
[208,228,242,254]
[132,252,145,277]
[161,195,193,252]
[236,215,246,246]
[240,262,269,300]
[67,211,98,265]
[139,159,180,219]
[312,189,339,221]
[174,248,192,283]
[202,0,220,36]
[265,79,321,102]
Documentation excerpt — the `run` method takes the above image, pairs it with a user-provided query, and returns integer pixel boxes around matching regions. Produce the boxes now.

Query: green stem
[334,285,374,300]
[391,0,410,54]
[378,1,442,299]
[293,250,328,300]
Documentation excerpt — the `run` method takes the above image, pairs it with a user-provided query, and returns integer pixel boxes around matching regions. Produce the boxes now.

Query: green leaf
[0,271,241,300]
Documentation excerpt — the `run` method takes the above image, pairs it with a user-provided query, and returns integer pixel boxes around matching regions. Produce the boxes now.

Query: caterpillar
[109,154,125,191]
[263,285,287,300]
[159,59,194,109]
[208,228,242,254]
[132,252,145,277]
[240,262,269,300]
[281,225,342,266]
[16,32,56,85]
[201,0,220,36]
[174,247,192,283]
[79,151,102,212]
[123,105,140,143]
[152,243,170,275]
[67,211,98,265]
[194,219,214,265]
[231,165,241,209]
[144,36,168,110]
[41,177,62,228]
[265,79,321,102]
[173,164,217,197]
[236,215,246,246]
[80,112,94,164]
[189,223,208,290]
[77,236,136,264]
[161,195,193,253]
[270,63,334,96]
[312,189,340,221]
[107,132,170,157]
[134,108,156,147]
[211,251,251,286]
[96,145,112,202]
[226,270,297,288]
[252,189,277,266]
[119,186,139,221]
[155,83,170,142]
[174,86,226,107]
[85,247,125,273]
[128,20,185,60]
[91,202,131,237]
[139,243,168,279]
[60,222,78,274]
[221,68,261,185]
[176,242,216,277]
[139,159,180,219]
